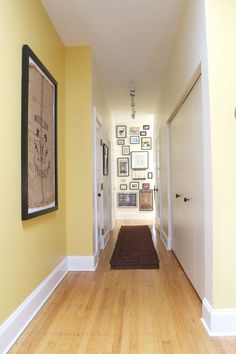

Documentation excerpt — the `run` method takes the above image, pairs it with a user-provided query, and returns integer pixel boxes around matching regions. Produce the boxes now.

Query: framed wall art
[117,157,129,177]
[129,126,140,135]
[143,125,150,130]
[131,170,146,180]
[117,192,137,207]
[139,189,153,211]
[103,143,108,176]
[140,131,147,136]
[130,181,139,190]
[130,136,140,144]
[122,145,130,155]
[142,183,150,189]
[116,125,127,138]
[141,137,152,150]
[120,184,127,190]
[131,151,149,170]
[117,139,125,145]
[147,172,153,179]
[21,45,58,220]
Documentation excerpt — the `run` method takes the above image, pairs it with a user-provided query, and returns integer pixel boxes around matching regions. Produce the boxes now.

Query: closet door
[171,77,204,299]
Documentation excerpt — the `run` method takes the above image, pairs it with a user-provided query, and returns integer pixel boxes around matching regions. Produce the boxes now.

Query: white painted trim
[67,255,98,271]
[104,230,110,248]
[160,228,171,250]
[0,258,68,354]
[201,298,236,336]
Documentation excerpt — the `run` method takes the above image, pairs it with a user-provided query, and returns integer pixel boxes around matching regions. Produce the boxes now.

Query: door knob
[184,197,190,202]
[154,187,159,192]
[97,193,101,197]
[175,193,181,198]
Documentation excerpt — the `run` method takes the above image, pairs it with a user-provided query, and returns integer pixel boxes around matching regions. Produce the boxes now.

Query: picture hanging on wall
[117,192,137,207]
[147,172,153,179]
[132,170,146,180]
[122,145,130,155]
[140,131,147,136]
[130,136,140,144]
[120,184,127,190]
[141,137,152,150]
[129,127,140,135]
[117,139,125,145]
[139,189,153,211]
[130,181,139,190]
[117,157,129,177]
[116,125,127,138]
[131,151,149,170]
[143,125,150,130]
[142,183,150,189]
[21,44,58,220]
[103,143,109,176]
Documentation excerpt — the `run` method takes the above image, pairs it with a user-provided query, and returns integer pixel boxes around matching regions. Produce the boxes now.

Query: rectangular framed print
[130,136,140,144]
[120,184,127,190]
[129,126,140,135]
[139,190,153,211]
[117,157,129,177]
[117,192,137,207]
[103,143,108,176]
[21,45,58,220]
[131,151,149,170]
[116,125,127,138]
[117,139,125,145]
[140,131,147,136]
[143,125,150,130]
[122,145,130,155]
[141,137,152,150]
[142,183,150,189]
[147,172,153,179]
[132,170,146,180]
[130,181,139,190]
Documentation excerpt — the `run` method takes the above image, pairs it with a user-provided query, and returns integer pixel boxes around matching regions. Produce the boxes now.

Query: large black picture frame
[21,45,58,220]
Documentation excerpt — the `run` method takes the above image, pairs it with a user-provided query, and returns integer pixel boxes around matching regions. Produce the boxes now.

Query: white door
[171,77,204,299]
[154,136,160,226]
[95,120,104,254]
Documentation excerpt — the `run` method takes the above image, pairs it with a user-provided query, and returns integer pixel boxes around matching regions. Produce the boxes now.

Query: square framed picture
[141,137,152,150]
[103,143,108,176]
[143,125,150,130]
[131,151,149,170]
[140,131,147,136]
[117,192,137,207]
[21,45,58,220]
[142,183,150,189]
[116,125,127,138]
[117,139,125,145]
[130,181,139,190]
[139,189,153,211]
[122,145,130,155]
[129,126,140,135]
[120,184,127,190]
[130,136,140,144]
[117,157,129,177]
[147,172,153,179]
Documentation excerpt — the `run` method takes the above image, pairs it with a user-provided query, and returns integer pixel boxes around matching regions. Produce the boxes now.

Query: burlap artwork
[28,62,55,210]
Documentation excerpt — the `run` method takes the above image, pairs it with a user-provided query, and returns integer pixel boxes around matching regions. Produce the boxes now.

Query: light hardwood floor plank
[9,220,236,354]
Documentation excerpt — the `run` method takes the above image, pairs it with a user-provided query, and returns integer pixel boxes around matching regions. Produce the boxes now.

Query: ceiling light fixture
[129,81,136,119]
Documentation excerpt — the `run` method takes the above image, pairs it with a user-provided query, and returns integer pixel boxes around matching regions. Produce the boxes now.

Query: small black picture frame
[122,145,130,155]
[143,125,150,130]
[21,45,58,220]
[130,181,139,190]
[116,125,127,138]
[103,143,109,176]
[117,139,125,145]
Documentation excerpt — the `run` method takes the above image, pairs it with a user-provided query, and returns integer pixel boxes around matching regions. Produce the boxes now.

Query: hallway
[9,221,236,354]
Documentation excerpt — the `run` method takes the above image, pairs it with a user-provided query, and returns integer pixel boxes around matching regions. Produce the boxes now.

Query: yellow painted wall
[65,47,93,255]
[0,0,66,325]
[205,0,236,308]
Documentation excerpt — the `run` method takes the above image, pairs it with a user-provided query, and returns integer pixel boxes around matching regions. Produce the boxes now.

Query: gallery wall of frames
[115,123,154,213]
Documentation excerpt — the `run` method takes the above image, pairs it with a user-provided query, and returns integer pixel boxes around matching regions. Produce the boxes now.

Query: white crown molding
[201,298,236,336]
[0,258,68,354]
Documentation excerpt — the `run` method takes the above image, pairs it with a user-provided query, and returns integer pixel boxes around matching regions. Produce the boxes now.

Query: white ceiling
[41,0,186,120]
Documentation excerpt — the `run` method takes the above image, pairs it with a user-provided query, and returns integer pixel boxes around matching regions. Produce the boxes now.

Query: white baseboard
[160,229,171,250]
[116,211,155,220]
[67,255,98,271]
[104,230,110,248]
[0,258,68,354]
[201,298,236,336]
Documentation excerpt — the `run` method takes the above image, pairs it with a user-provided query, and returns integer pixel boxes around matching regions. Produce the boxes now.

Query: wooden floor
[10,220,236,354]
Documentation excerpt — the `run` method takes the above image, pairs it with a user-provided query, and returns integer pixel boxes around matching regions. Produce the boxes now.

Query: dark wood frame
[117,192,137,207]
[143,125,150,130]
[129,181,139,190]
[103,143,109,175]
[116,125,127,138]
[117,157,129,177]
[141,137,152,150]
[117,139,125,145]
[21,45,58,220]
[140,131,147,136]
[139,189,153,211]
[122,145,130,155]
[147,172,153,179]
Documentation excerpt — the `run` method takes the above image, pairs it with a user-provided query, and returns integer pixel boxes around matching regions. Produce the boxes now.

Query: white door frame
[93,107,104,258]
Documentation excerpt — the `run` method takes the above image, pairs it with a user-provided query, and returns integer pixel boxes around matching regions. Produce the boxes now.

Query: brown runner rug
[110,225,160,269]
